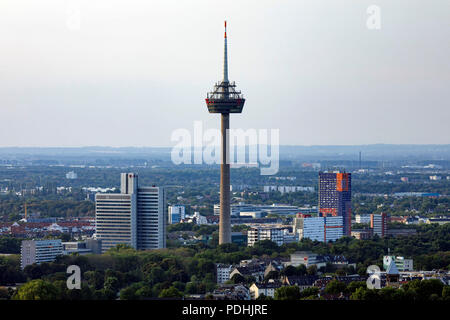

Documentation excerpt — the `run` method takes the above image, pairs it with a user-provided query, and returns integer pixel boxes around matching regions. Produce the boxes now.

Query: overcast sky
[0,0,448,147]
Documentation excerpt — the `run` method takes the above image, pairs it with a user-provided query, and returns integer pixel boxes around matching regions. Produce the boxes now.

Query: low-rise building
[20,239,63,270]
[249,280,282,299]
[351,229,373,239]
[383,256,414,272]
[282,275,318,291]
[230,263,266,282]
[210,284,251,300]
[216,264,233,284]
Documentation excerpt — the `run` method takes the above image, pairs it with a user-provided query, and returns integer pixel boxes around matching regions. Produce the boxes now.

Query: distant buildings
[383,256,414,272]
[95,173,166,253]
[386,228,417,237]
[21,239,63,270]
[62,239,102,255]
[318,171,352,236]
[286,251,354,270]
[351,229,372,240]
[293,213,344,243]
[214,203,301,217]
[247,226,284,246]
[426,217,450,225]
[370,213,387,237]
[263,186,314,194]
[168,205,185,224]
[355,214,371,224]
[289,251,325,268]
[65,171,78,179]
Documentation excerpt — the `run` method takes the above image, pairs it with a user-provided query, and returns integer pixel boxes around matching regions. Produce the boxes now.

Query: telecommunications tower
[205,21,245,244]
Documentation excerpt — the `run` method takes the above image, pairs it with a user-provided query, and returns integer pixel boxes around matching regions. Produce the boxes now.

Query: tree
[300,287,319,299]
[347,281,366,294]
[158,286,183,298]
[274,286,301,300]
[13,279,58,300]
[442,286,450,301]
[104,276,120,294]
[324,280,347,295]
[256,293,273,300]
[230,273,245,284]
[306,265,317,276]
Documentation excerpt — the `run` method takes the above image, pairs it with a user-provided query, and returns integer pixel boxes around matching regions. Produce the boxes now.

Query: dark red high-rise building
[318,172,352,236]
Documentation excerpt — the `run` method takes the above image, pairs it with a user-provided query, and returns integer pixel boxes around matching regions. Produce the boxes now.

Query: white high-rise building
[95,192,137,252]
[168,205,185,224]
[95,173,166,253]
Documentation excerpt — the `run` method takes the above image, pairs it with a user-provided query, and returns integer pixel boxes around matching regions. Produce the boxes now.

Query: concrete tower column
[219,113,231,244]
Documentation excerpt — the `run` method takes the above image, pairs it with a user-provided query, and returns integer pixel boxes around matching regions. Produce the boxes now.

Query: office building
[318,171,352,236]
[214,203,301,217]
[294,213,344,243]
[21,239,63,269]
[247,226,284,246]
[137,186,166,250]
[95,173,166,252]
[371,213,387,237]
[168,205,185,224]
[355,214,371,224]
[62,239,102,255]
[289,251,325,268]
[351,229,373,239]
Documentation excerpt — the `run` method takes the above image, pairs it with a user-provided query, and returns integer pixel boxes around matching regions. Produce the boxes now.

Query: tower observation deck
[205,21,245,244]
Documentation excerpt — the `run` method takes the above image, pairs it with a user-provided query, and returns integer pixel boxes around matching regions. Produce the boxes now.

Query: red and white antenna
[223,20,228,82]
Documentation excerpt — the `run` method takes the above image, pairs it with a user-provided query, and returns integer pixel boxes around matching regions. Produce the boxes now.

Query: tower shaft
[219,113,231,244]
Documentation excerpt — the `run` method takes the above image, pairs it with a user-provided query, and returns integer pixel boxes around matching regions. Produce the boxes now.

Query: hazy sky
[0,0,449,147]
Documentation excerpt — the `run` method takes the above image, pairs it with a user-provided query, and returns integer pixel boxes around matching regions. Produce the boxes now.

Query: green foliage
[0,237,22,254]
[158,286,183,298]
[300,287,319,299]
[324,280,347,295]
[13,279,58,300]
[274,285,301,300]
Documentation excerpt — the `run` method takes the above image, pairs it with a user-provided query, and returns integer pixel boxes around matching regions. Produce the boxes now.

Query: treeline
[0,198,94,221]
[273,279,450,301]
[1,224,449,300]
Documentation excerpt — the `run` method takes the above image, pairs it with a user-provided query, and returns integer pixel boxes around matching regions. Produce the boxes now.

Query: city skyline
[0,0,449,147]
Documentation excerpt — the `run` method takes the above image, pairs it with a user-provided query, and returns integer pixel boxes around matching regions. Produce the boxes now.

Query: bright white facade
[168,205,185,224]
[355,214,371,224]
